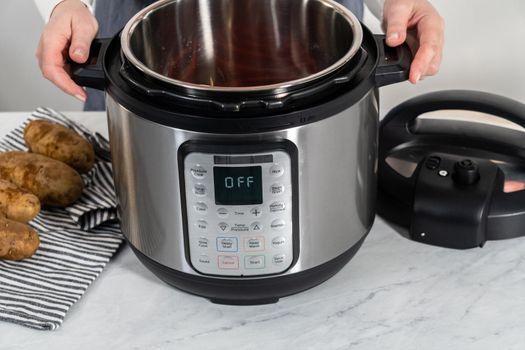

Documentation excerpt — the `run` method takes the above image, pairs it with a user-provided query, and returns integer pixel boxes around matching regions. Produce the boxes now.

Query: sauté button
[194,202,208,214]
[270,164,284,178]
[198,254,211,265]
[190,165,207,179]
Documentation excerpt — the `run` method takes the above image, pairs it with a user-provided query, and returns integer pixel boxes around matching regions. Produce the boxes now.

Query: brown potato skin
[0,213,40,260]
[0,151,84,207]
[0,179,41,223]
[24,120,95,174]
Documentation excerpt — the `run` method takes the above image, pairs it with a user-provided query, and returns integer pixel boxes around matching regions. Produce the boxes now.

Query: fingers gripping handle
[70,38,110,90]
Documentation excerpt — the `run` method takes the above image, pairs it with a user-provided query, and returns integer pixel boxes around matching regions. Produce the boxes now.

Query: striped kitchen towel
[0,107,123,330]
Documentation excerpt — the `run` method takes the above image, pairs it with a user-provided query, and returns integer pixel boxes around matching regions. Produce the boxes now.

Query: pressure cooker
[73,0,411,304]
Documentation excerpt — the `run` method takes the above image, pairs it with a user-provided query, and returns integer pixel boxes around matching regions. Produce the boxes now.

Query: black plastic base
[128,234,367,305]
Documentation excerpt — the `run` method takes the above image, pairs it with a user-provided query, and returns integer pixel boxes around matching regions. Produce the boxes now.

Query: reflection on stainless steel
[122,0,362,91]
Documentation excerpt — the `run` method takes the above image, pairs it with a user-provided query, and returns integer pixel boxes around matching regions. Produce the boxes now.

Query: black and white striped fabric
[0,108,123,330]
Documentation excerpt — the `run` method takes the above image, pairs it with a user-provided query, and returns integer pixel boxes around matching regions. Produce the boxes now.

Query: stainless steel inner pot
[121,0,363,92]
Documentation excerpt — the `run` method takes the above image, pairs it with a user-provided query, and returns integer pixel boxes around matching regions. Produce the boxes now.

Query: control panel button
[231,223,249,233]
[244,236,265,251]
[270,164,284,178]
[270,219,285,231]
[250,222,263,232]
[198,237,209,249]
[217,237,238,252]
[190,165,207,179]
[193,183,207,197]
[271,236,286,249]
[218,222,230,232]
[218,255,239,270]
[245,255,265,269]
[270,183,285,195]
[273,254,286,265]
[198,255,211,265]
[269,201,286,213]
[195,220,208,231]
[250,207,263,218]
[233,210,246,217]
[217,207,229,218]
[194,202,208,214]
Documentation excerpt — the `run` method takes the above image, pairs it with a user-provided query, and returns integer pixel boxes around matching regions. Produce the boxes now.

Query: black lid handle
[70,38,111,91]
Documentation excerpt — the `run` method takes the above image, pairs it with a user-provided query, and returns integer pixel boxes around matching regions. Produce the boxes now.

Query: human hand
[382,0,444,84]
[36,0,98,101]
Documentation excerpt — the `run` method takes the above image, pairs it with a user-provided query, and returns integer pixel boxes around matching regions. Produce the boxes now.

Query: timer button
[270,183,285,195]
[217,207,229,218]
[193,183,207,197]
[271,219,286,231]
[195,220,208,231]
[272,236,286,249]
[250,207,263,218]
[270,164,284,178]
[194,202,208,214]
[190,165,207,179]
[218,222,230,232]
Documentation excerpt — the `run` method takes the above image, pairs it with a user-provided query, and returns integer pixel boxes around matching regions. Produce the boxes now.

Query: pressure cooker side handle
[374,34,412,87]
[70,38,111,90]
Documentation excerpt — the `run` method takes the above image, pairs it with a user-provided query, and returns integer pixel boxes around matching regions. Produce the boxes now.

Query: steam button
[271,219,286,231]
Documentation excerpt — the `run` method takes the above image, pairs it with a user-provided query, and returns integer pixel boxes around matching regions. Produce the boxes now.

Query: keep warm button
[245,255,265,269]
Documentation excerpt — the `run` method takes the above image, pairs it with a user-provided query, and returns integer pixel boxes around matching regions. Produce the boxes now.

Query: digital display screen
[214,166,263,205]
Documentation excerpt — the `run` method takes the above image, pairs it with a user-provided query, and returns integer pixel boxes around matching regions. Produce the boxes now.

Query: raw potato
[24,120,95,174]
[0,151,84,207]
[0,179,40,223]
[0,213,40,260]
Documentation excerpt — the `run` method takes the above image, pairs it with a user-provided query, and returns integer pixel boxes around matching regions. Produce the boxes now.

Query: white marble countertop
[1,111,525,350]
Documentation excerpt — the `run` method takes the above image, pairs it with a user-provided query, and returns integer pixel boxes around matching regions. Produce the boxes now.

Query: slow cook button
[245,255,265,269]
[198,237,209,249]
[269,201,285,213]
[194,202,208,214]
[271,236,286,249]
[270,219,285,231]
[190,165,207,179]
[244,236,265,251]
[273,254,286,265]
[231,223,249,233]
[193,183,207,197]
[216,237,238,252]
[270,183,285,195]
[269,164,284,178]
[218,255,239,270]
[198,254,211,265]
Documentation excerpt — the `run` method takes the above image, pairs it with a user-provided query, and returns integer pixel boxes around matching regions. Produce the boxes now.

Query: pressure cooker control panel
[182,147,296,277]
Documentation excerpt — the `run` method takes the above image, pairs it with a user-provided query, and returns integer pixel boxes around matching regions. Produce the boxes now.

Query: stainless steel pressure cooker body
[73,0,411,304]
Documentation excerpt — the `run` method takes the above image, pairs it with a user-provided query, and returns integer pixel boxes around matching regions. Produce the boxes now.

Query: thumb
[383,2,413,47]
[69,15,99,64]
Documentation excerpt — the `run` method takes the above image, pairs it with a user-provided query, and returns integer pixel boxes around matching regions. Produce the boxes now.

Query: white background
[0,0,524,113]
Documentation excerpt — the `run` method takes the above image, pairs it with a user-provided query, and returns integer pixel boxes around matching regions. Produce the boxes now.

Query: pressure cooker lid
[377,90,525,249]
[120,0,363,93]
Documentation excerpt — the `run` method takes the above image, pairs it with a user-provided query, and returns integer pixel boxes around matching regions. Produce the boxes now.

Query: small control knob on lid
[453,159,480,185]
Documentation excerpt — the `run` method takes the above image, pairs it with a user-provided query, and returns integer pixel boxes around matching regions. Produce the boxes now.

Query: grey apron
[85,0,364,111]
